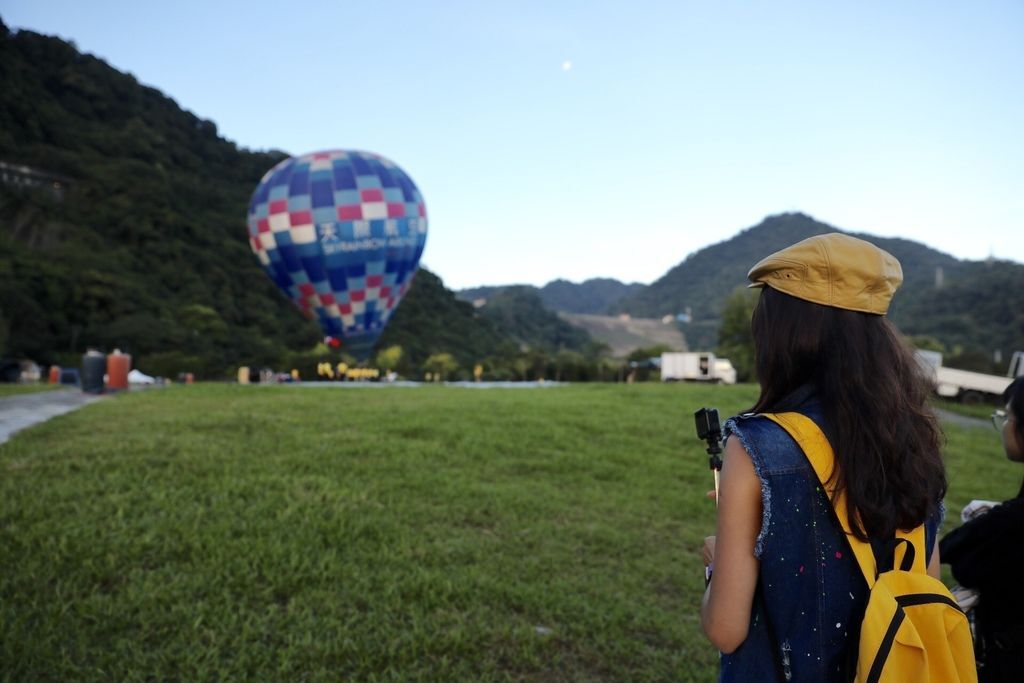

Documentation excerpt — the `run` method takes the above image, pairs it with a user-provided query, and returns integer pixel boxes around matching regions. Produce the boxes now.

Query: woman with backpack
[699,233,952,681]
[941,376,1024,681]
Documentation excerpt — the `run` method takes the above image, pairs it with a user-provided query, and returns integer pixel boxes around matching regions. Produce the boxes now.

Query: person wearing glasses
[940,376,1024,682]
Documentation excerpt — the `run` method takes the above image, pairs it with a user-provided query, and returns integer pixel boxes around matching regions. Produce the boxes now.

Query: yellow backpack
[764,412,977,683]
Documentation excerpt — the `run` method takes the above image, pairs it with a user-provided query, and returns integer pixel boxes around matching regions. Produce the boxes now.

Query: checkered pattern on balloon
[247,150,427,359]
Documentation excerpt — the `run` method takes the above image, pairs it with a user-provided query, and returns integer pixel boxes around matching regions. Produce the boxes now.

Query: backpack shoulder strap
[761,411,931,587]
[761,412,876,586]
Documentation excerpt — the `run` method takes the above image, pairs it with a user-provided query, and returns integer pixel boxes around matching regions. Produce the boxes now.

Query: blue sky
[5,1,1023,288]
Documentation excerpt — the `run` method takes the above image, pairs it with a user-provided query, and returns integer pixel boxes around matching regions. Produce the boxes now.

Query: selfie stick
[708,444,723,506]
[694,408,724,506]
[694,407,724,587]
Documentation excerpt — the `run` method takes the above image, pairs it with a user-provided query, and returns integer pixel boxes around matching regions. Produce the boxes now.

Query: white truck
[660,352,737,385]
[915,350,1024,403]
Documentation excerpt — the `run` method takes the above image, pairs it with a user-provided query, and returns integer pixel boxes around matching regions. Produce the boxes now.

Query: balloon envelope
[247,150,427,359]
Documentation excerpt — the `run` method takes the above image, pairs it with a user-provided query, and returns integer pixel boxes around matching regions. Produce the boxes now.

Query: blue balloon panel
[247,150,427,359]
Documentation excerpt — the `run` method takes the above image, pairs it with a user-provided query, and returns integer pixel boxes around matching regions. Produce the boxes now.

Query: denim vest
[719,400,940,683]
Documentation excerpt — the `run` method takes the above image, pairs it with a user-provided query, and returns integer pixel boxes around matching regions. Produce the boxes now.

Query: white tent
[127,369,155,384]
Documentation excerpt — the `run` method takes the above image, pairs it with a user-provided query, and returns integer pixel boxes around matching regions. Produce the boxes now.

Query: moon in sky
[562,60,573,71]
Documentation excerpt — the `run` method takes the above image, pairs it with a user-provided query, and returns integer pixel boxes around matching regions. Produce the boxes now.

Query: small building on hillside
[0,160,72,201]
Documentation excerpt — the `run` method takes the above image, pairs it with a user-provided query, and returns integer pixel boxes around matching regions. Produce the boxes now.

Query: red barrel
[107,351,131,391]
[48,365,61,384]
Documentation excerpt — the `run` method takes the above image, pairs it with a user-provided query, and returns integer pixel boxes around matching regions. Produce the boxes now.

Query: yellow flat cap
[747,233,903,315]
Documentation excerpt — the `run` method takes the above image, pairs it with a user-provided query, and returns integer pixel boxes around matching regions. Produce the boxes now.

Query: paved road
[0,389,105,445]
[932,407,989,430]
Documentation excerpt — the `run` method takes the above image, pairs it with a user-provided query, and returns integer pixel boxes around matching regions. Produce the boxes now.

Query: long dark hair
[750,286,946,541]
[1004,377,1024,447]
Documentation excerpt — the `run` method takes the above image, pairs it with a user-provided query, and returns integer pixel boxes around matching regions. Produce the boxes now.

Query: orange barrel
[106,350,131,391]
[185,373,194,385]
[48,365,61,384]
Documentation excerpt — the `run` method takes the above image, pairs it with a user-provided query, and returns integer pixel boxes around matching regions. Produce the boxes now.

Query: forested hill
[460,277,643,314]
[0,20,309,373]
[0,21,523,376]
[472,287,591,351]
[373,269,517,369]
[614,213,957,319]
[614,212,1024,364]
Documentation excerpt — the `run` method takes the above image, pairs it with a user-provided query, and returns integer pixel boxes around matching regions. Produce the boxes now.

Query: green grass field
[0,382,61,397]
[1,384,1018,681]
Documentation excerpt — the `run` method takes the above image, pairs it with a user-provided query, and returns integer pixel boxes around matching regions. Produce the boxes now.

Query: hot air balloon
[247,150,427,359]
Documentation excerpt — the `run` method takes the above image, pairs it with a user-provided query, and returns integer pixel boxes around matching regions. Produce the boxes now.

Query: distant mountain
[614,212,1024,361]
[459,277,643,315]
[458,284,515,304]
[613,212,957,318]
[376,268,516,368]
[474,286,591,352]
[538,278,645,314]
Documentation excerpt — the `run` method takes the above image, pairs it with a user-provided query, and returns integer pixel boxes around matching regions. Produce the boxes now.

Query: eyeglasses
[992,410,1010,432]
